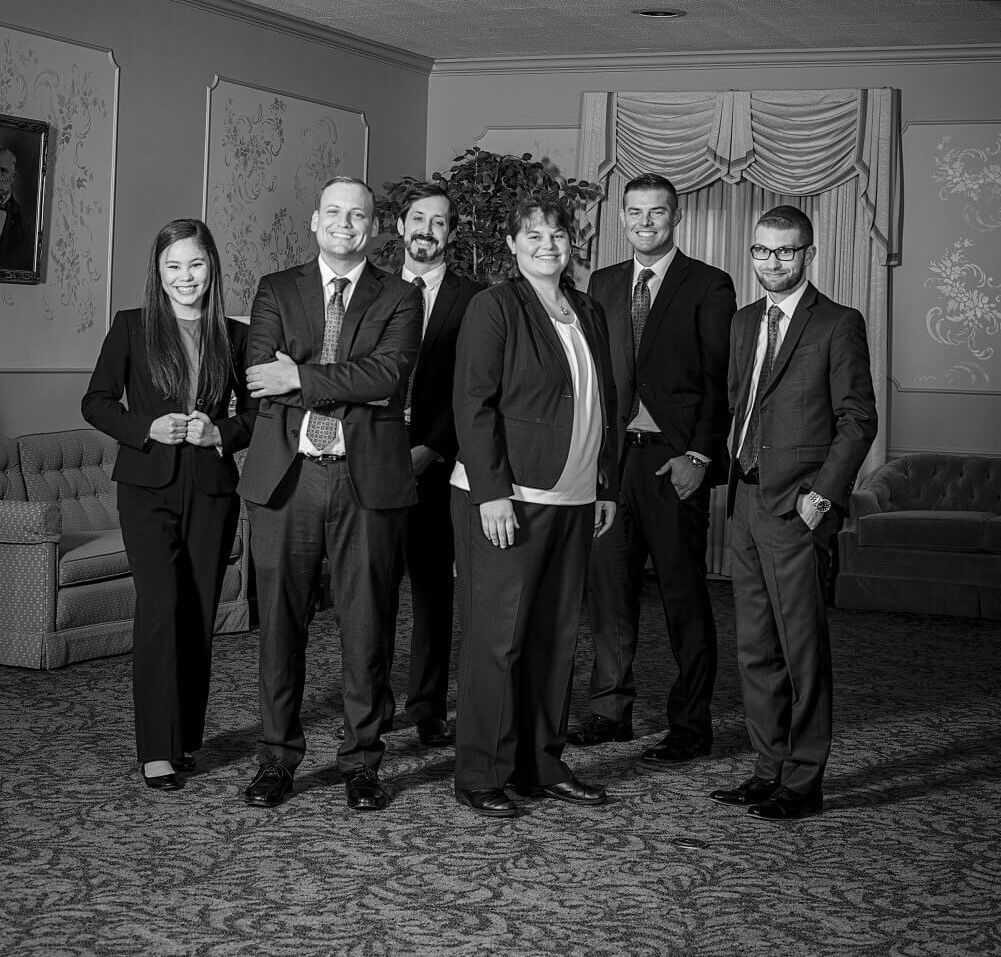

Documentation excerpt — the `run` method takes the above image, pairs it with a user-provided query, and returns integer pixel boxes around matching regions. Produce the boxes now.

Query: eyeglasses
[749,244,810,262]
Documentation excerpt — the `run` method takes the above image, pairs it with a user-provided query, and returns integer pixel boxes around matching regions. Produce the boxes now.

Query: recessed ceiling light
[633,8,687,17]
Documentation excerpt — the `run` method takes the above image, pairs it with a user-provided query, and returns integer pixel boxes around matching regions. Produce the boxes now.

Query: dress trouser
[386,458,455,723]
[249,456,405,773]
[452,489,593,790]
[118,452,239,764]
[585,444,716,737]
[729,478,836,796]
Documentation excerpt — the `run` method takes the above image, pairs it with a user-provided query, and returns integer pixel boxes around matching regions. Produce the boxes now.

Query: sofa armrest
[849,488,884,521]
[0,501,62,544]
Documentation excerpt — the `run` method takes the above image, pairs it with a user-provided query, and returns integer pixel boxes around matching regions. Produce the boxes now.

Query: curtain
[577,89,900,574]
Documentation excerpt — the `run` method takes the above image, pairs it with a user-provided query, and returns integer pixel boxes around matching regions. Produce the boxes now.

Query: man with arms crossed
[239,176,422,811]
[711,206,876,820]
[571,173,735,765]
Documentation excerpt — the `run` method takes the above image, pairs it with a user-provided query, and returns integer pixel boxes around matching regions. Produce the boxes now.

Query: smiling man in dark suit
[570,172,735,764]
[710,206,876,820]
[389,182,483,746]
[238,176,422,812]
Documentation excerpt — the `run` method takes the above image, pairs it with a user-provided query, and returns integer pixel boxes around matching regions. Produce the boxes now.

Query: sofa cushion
[857,510,996,551]
[59,529,131,586]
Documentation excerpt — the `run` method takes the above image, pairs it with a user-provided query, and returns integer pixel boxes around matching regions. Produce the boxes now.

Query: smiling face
[158,237,211,319]
[506,210,571,284]
[620,187,682,265]
[311,180,378,270]
[751,224,816,300]
[397,194,451,267]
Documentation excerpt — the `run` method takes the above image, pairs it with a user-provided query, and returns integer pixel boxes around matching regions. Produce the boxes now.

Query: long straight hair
[141,218,233,407]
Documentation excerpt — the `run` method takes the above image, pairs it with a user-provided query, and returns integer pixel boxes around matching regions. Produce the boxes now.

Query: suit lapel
[295,259,325,358]
[763,283,818,395]
[637,250,689,368]
[518,280,572,385]
[338,261,382,358]
[608,262,635,378]
[421,269,458,357]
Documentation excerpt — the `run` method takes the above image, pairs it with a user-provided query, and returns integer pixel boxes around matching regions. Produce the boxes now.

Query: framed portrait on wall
[0,113,50,284]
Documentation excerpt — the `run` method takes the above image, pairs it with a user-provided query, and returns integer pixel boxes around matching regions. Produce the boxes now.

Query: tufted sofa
[0,429,251,669]
[836,453,1001,619]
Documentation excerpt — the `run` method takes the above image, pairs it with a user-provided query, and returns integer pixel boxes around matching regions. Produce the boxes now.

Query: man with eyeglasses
[711,205,876,821]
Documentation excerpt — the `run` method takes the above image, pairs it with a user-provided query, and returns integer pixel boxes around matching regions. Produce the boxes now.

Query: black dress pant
[453,489,593,790]
[585,444,717,738]
[729,479,836,795]
[386,459,455,724]
[118,453,239,764]
[249,456,405,773]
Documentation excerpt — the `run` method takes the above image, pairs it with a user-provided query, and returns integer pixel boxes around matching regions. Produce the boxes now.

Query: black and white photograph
[0,113,48,283]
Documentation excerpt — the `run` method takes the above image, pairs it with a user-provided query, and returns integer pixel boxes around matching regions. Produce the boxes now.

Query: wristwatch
[686,454,707,471]
[807,491,832,513]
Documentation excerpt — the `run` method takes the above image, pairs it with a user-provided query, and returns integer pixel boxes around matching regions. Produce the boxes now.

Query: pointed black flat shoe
[141,768,181,791]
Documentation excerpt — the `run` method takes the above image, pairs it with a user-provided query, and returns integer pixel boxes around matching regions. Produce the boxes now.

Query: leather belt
[300,452,346,465]
[625,430,670,448]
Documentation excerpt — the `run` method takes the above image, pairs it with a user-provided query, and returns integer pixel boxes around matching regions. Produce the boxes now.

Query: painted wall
[426,49,1001,457]
[0,0,429,436]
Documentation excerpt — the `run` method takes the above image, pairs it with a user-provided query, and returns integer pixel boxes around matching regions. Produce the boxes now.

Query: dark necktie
[305,276,349,450]
[738,304,783,475]
[629,268,655,421]
[405,275,426,415]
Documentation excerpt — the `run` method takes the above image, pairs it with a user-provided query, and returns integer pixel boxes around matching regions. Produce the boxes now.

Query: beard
[755,262,805,294]
[407,233,442,264]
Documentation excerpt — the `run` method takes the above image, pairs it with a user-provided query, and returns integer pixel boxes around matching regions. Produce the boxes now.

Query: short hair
[756,205,814,247]
[622,173,678,209]
[316,175,376,214]
[397,182,457,233]
[506,196,575,242]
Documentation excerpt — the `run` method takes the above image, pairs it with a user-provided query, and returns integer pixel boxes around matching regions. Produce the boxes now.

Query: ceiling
[238,0,1001,60]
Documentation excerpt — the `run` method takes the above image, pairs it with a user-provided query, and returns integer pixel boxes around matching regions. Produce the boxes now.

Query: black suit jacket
[81,310,256,492]
[0,194,28,269]
[587,250,736,486]
[726,282,878,517]
[237,258,422,509]
[408,268,484,461]
[453,277,619,506]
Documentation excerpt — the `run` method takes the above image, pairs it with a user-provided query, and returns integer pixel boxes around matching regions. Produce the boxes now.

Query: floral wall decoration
[0,25,117,370]
[204,78,368,317]
[895,123,1001,393]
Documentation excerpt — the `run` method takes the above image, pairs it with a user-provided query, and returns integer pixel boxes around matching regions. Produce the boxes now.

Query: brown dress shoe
[747,787,823,821]
[244,759,294,808]
[344,766,389,811]
[640,730,712,766]
[566,714,633,747]
[710,775,780,806]
[455,787,517,818]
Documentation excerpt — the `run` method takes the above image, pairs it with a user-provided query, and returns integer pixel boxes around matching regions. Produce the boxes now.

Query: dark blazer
[453,277,619,506]
[587,250,736,486]
[237,258,422,510]
[0,194,28,269]
[408,268,484,461]
[726,282,878,517]
[81,309,256,492]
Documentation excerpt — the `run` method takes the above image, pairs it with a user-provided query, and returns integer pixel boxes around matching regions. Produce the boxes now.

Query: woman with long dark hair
[450,197,619,817]
[82,218,255,790]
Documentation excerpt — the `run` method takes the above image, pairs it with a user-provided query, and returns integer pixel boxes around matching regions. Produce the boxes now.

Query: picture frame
[0,113,50,284]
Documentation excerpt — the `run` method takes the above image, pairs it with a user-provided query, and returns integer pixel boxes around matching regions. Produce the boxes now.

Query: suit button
[291,429,299,438]
[196,399,205,408]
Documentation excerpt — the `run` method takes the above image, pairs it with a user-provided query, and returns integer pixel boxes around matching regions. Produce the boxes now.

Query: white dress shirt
[299,256,367,457]
[401,261,446,336]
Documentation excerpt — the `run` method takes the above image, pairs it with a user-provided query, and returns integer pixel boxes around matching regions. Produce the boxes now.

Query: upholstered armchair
[836,454,1001,619]
[0,429,251,669]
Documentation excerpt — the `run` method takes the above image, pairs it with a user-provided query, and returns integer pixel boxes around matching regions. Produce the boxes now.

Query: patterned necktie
[738,304,783,474]
[629,268,655,421]
[305,276,349,450]
[405,275,426,415]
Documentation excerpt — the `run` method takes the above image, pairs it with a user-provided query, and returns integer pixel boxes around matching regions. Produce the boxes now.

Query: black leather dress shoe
[141,768,181,791]
[640,731,712,766]
[415,717,454,747]
[244,760,294,808]
[747,787,823,821]
[172,754,196,772]
[455,786,517,818]
[530,776,607,805]
[710,775,780,807]
[566,714,633,747]
[344,766,389,811]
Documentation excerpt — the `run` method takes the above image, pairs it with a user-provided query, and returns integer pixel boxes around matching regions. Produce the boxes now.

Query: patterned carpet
[1,580,1000,957]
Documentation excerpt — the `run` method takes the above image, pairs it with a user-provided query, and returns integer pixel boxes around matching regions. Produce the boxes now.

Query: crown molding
[164,0,432,74]
[431,44,1001,76]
